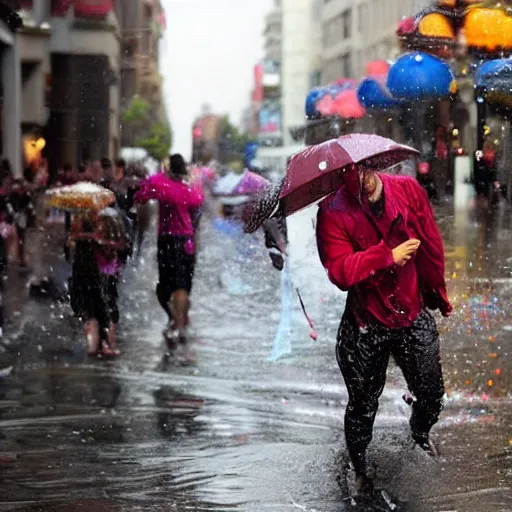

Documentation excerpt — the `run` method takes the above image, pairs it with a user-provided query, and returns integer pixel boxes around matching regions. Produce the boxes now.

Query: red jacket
[316,173,452,329]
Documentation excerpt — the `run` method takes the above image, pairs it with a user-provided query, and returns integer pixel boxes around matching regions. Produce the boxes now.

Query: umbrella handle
[296,288,317,341]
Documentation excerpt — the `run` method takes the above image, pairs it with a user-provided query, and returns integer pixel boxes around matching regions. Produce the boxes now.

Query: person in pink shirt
[135,154,204,344]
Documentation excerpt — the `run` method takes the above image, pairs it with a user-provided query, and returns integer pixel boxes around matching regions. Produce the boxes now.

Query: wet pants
[336,309,444,475]
[156,235,196,318]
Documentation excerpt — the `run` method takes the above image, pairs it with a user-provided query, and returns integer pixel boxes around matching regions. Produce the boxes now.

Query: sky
[161,0,274,159]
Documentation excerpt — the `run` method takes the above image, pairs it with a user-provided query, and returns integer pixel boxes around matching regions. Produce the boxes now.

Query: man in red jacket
[316,164,452,494]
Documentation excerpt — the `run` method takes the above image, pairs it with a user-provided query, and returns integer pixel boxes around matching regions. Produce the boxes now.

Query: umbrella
[212,171,243,197]
[46,182,115,212]
[230,170,270,196]
[244,134,418,233]
[191,166,217,187]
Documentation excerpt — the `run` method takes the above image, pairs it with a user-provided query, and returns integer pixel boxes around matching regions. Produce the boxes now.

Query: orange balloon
[418,13,456,39]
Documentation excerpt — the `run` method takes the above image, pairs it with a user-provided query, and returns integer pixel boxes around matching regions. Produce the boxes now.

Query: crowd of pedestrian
[0,156,154,350]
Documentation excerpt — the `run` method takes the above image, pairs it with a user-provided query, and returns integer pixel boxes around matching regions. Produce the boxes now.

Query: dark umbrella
[244,134,418,233]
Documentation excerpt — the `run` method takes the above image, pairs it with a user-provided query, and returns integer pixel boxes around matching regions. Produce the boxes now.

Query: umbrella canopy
[387,52,457,101]
[231,170,270,196]
[244,134,418,232]
[191,166,217,187]
[212,171,243,196]
[46,182,115,212]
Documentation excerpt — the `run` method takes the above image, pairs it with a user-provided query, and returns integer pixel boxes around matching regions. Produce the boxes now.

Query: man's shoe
[354,474,374,496]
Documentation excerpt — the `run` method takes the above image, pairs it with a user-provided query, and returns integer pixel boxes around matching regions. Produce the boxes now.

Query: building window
[310,71,322,88]
[340,52,352,78]
[342,9,352,39]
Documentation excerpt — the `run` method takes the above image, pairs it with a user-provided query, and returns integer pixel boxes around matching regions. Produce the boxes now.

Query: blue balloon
[387,52,455,101]
[475,58,512,92]
[357,77,403,110]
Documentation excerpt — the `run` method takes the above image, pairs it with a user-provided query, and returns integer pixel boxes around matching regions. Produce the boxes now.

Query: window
[340,52,352,78]
[310,71,322,88]
[342,9,352,39]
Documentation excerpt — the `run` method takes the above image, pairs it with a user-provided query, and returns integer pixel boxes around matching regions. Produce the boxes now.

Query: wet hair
[170,154,187,177]
[100,157,112,170]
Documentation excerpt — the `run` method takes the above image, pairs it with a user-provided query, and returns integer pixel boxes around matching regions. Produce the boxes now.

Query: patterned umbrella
[46,182,115,212]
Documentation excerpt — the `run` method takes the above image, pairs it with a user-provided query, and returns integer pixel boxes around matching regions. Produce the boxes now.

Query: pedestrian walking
[243,135,453,497]
[316,166,452,494]
[68,208,128,357]
[134,154,204,344]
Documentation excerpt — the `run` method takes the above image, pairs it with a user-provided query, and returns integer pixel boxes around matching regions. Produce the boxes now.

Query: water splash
[268,263,294,361]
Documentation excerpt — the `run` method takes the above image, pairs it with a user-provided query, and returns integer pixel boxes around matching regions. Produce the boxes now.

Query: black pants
[336,309,444,475]
[156,235,196,317]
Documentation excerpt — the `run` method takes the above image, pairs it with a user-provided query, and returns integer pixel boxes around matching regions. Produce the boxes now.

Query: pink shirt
[134,173,204,237]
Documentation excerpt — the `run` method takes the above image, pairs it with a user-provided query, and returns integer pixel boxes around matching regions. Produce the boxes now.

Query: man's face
[359,168,378,197]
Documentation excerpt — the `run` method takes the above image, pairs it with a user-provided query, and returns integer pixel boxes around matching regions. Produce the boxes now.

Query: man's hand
[392,239,421,267]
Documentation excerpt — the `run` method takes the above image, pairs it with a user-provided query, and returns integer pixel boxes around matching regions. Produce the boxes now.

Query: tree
[220,116,250,147]
[136,120,172,162]
[122,96,172,161]
[122,96,151,127]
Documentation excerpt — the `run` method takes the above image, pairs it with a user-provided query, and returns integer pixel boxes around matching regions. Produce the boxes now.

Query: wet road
[0,195,511,511]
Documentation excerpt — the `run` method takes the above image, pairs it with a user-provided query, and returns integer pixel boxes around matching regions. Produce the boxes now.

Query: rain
[0,1,511,512]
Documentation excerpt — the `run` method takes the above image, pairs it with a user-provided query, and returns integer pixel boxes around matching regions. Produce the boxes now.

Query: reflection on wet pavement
[0,203,511,511]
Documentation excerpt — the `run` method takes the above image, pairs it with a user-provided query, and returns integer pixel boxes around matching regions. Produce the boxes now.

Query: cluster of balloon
[305,79,365,121]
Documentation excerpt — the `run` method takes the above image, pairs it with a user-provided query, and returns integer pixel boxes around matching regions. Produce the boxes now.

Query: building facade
[264,1,281,62]
[0,0,51,175]
[321,0,431,82]
[46,0,121,170]
[281,0,322,145]
[117,0,165,148]
[0,1,168,176]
